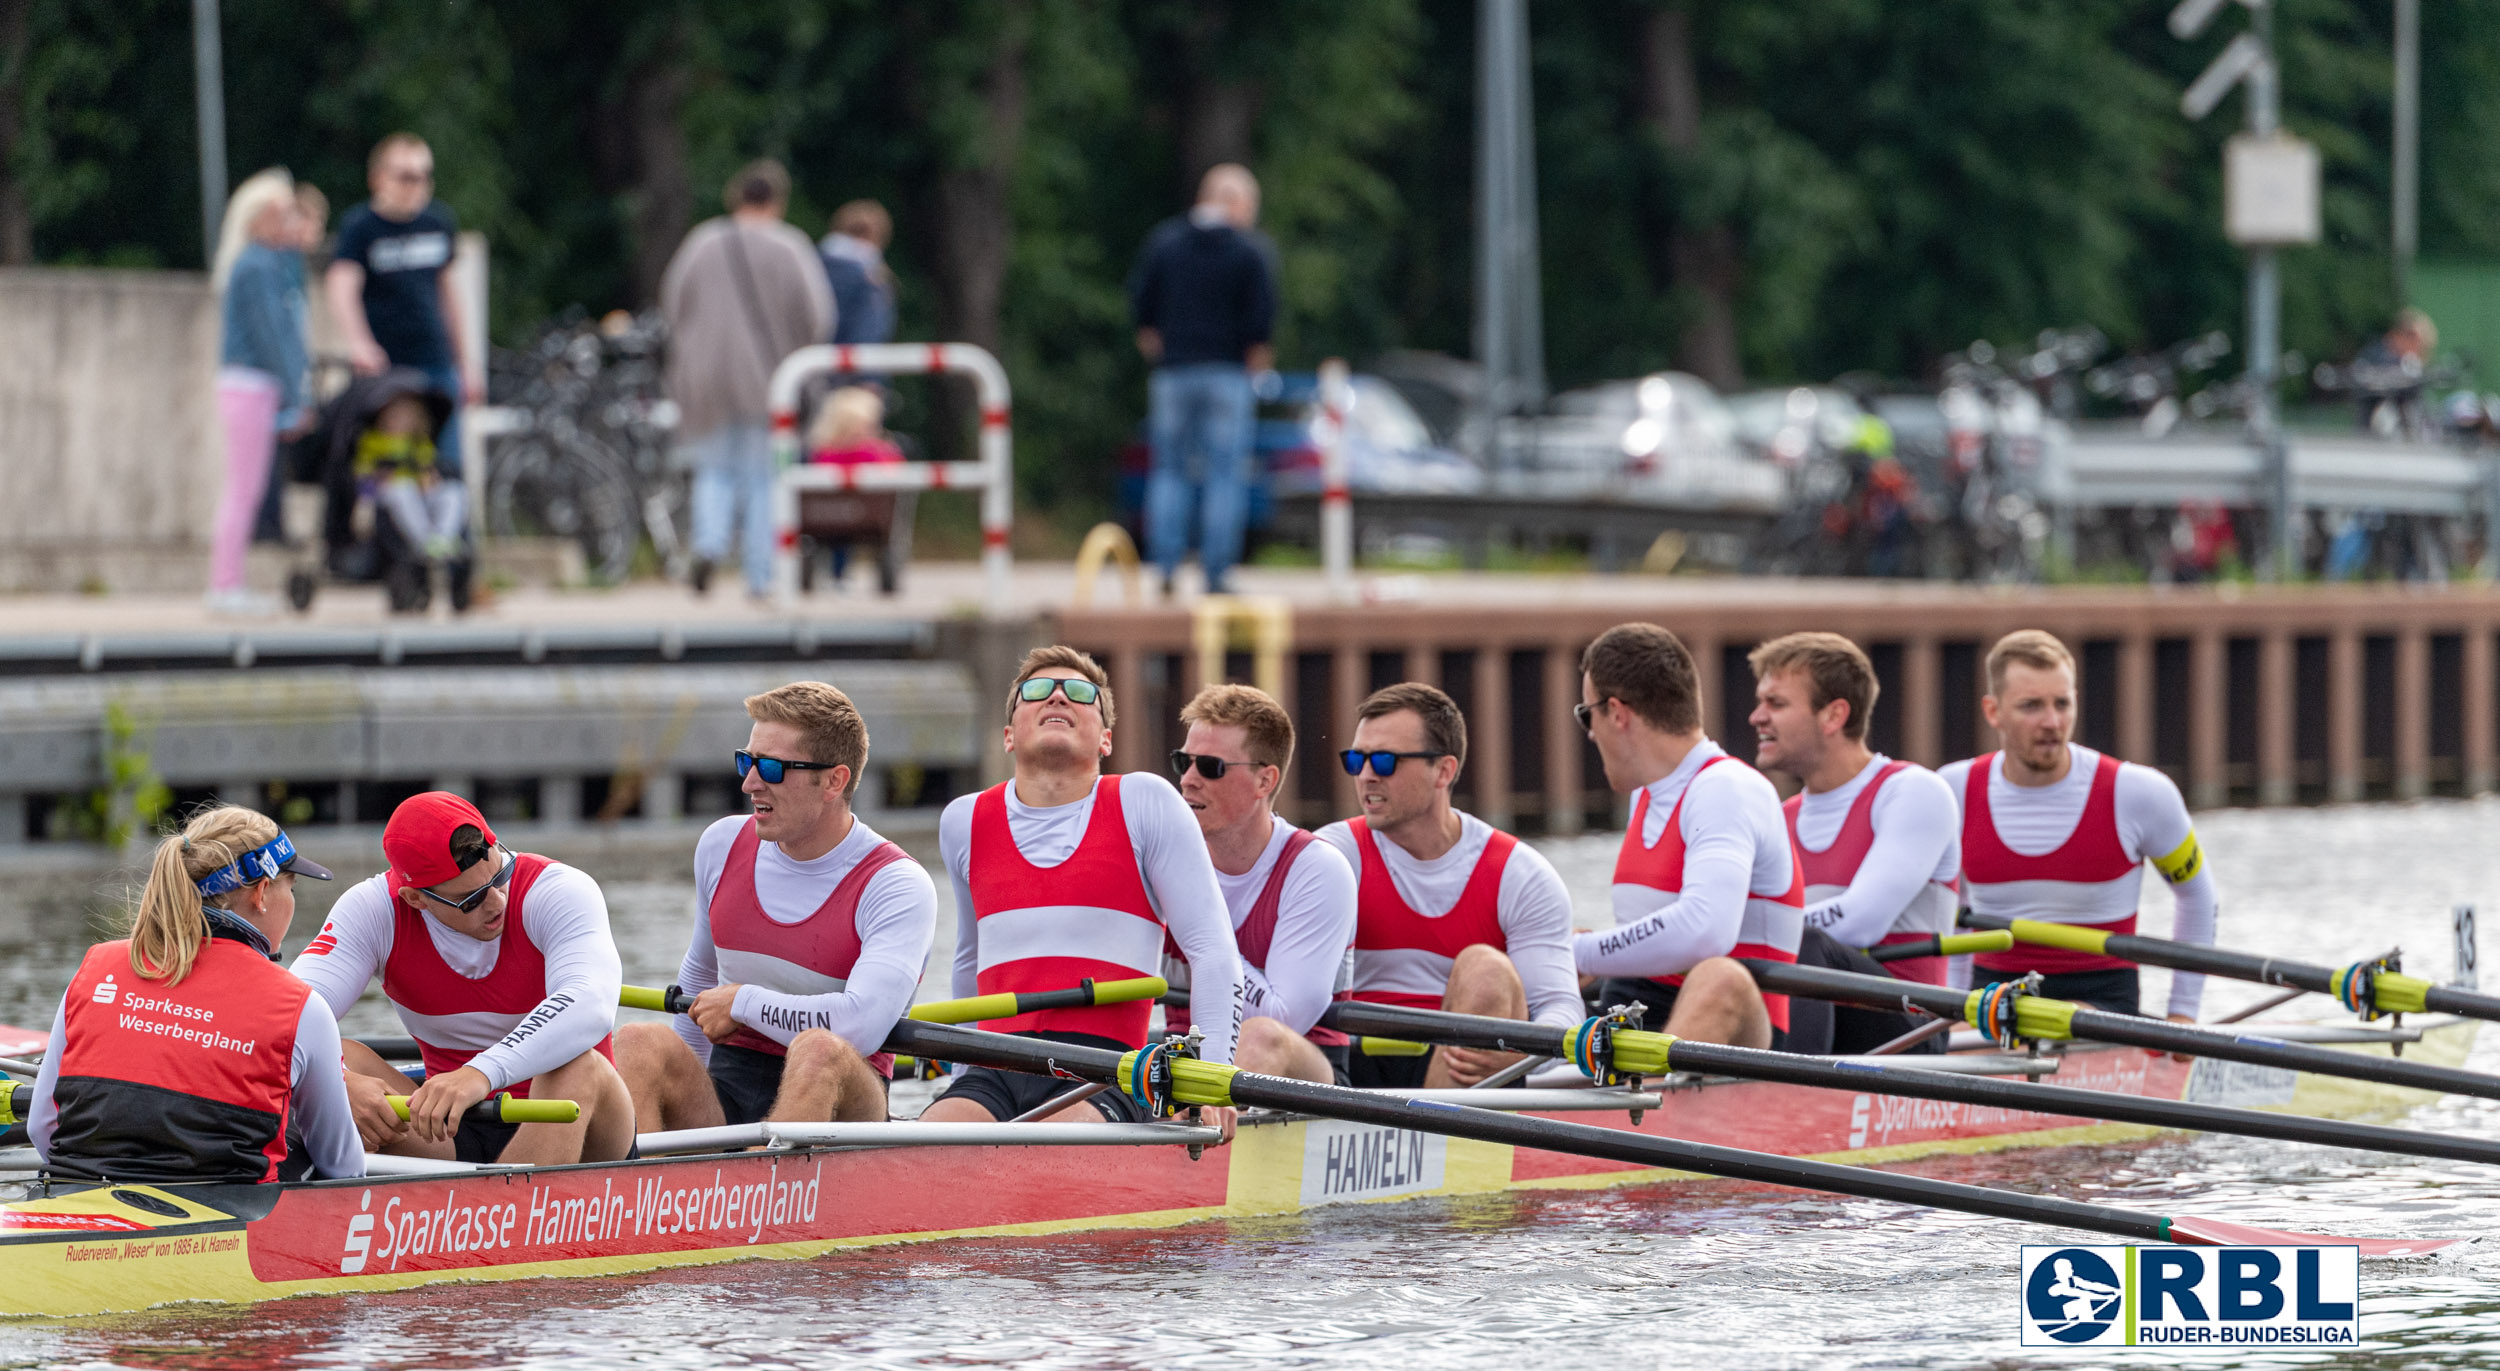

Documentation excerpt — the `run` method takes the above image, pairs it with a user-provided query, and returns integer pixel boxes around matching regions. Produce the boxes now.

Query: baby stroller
[279,368,475,614]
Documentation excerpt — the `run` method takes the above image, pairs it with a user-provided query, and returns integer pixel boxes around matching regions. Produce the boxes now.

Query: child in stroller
[286,367,475,614]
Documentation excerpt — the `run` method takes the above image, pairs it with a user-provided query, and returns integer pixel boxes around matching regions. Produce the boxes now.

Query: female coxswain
[28,805,362,1183]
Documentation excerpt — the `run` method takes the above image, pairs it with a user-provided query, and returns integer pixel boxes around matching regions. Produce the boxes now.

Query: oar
[1745,959,2500,1102]
[885,1018,2450,1256]
[621,977,1168,1025]
[1321,1000,2500,1169]
[1867,930,2013,964]
[386,1095,580,1125]
[1958,910,2500,1025]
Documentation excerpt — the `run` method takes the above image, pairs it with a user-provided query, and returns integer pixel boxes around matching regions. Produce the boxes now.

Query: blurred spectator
[2353,307,2438,436]
[326,134,479,485]
[820,200,896,346]
[1128,163,1278,597]
[660,158,835,597]
[209,168,311,616]
[804,386,905,589]
[254,181,331,545]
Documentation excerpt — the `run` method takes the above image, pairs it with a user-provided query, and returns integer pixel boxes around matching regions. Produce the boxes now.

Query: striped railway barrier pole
[766,342,1015,616]
[1316,356,1356,603]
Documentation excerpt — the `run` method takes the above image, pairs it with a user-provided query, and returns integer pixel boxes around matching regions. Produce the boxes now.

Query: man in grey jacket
[662,160,834,598]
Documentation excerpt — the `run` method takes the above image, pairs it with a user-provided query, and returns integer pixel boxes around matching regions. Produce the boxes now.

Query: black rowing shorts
[930,1031,1152,1123]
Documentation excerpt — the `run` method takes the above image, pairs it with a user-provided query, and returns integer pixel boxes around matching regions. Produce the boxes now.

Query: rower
[1571,624,1806,1051]
[28,805,358,1183]
[1748,631,1959,1053]
[615,682,937,1132]
[1940,629,2219,1020]
[290,792,636,1165]
[1318,683,1583,1087]
[1166,683,1357,1085]
[920,646,1244,1128]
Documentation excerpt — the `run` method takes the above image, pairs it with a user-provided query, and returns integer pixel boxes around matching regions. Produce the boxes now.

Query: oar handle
[0,1079,18,1127]
[621,984,691,1015]
[907,976,1169,1026]
[386,1095,581,1125]
[1867,931,2014,963]
[1355,1036,1432,1058]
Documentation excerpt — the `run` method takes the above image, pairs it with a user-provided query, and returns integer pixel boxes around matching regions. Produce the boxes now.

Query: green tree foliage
[4,1,2488,518]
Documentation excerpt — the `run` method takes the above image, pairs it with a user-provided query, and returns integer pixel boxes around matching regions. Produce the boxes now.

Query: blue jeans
[687,422,777,593]
[420,362,465,478]
[1146,362,1255,591]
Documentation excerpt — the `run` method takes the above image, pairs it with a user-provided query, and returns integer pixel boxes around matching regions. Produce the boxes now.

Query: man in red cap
[290,792,635,1165]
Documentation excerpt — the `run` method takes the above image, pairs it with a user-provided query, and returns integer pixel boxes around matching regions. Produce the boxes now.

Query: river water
[7,800,2500,1367]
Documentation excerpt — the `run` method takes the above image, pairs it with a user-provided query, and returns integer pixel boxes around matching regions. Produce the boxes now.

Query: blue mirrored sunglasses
[1339,749,1449,778]
[735,749,839,785]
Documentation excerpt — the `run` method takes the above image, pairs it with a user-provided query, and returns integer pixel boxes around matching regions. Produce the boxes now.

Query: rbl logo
[2020,1245,2359,1348]
[90,975,118,1005]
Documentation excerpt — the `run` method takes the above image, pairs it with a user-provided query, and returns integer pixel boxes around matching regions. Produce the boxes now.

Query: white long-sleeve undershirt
[1316,811,1584,1030]
[1795,753,1961,947]
[1574,740,1795,980]
[669,814,936,1064]
[289,863,624,1093]
[1171,817,1356,1035]
[940,771,1245,1063]
[1939,744,2220,1018]
[29,973,365,1180]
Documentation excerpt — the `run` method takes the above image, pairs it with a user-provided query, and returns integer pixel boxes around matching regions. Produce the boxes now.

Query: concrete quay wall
[0,661,977,844]
[0,269,223,594]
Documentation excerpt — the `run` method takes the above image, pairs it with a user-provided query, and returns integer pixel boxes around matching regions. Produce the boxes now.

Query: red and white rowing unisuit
[1615,755,1806,1030]
[966,777,1166,1047]
[1347,818,1511,1011]
[1959,750,2138,975]
[1164,827,1344,1046]
[379,854,613,1096]
[1786,759,1958,985]
[710,818,910,1076]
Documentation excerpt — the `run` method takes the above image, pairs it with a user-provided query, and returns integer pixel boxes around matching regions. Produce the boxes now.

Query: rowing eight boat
[0,1014,2474,1318]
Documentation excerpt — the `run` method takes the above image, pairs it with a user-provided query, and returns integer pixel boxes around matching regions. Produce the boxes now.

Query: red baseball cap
[384,791,500,894]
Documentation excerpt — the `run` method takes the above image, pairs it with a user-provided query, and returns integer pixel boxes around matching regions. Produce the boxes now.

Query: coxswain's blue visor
[194,830,336,899]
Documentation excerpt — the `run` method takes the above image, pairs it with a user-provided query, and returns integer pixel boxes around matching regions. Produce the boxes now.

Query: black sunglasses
[1171,749,1260,781]
[735,750,838,785]
[1017,676,1102,706]
[1574,701,1597,733]
[420,847,514,914]
[1339,749,1448,778]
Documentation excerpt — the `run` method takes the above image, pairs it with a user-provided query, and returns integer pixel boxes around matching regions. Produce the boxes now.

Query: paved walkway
[3,560,2493,643]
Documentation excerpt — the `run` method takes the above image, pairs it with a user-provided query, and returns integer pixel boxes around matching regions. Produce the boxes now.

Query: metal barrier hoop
[767,342,1013,616]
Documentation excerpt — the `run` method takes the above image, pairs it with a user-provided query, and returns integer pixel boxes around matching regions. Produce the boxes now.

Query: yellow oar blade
[907,976,1170,1025]
[386,1095,580,1124]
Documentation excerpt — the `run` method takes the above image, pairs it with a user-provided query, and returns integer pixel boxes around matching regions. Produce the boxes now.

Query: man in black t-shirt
[1126,164,1278,598]
[326,134,477,479]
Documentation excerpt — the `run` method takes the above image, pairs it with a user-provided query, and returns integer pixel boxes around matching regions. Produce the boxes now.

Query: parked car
[1504,371,1784,512]
[1116,371,1483,538]
[1727,386,1869,468]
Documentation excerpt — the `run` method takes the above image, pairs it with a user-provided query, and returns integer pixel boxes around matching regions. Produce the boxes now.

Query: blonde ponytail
[129,805,280,984]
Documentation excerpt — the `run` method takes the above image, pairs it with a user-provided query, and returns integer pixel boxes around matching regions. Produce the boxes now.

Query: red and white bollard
[1316,357,1356,603]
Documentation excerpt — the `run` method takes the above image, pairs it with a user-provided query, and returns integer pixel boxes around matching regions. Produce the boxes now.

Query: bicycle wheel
[489,431,642,584]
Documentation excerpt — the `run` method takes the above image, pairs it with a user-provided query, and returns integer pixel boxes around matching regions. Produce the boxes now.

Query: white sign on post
[2225,133,2321,245]
[2456,904,2479,990]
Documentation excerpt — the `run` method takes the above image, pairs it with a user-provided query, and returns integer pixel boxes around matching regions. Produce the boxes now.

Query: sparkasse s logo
[90,975,118,1005]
